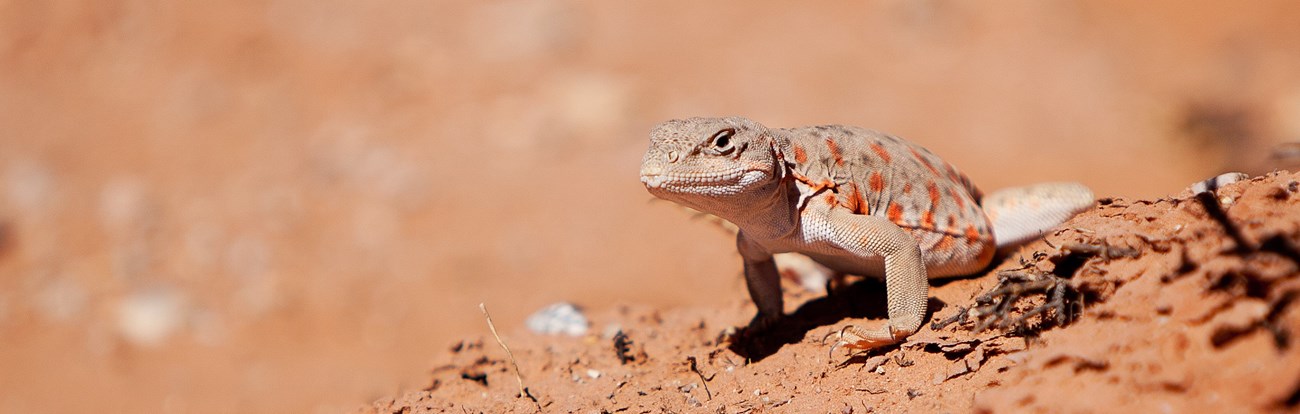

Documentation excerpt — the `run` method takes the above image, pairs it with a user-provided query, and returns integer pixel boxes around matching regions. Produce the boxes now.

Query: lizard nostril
[640,162,663,177]
[666,151,679,163]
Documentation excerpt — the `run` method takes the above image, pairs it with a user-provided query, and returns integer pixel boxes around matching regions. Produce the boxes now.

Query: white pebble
[525,302,589,336]
[117,288,186,347]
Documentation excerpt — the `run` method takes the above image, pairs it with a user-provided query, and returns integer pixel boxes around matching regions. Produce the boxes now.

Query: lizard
[639,116,1095,350]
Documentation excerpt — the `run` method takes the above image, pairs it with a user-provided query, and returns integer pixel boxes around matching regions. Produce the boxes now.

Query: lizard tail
[982,182,1095,249]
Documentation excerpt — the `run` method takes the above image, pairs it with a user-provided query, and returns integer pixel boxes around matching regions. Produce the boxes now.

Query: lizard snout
[640,164,666,188]
[640,151,667,181]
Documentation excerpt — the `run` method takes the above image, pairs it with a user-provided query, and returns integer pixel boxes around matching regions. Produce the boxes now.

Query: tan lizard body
[640,117,1094,348]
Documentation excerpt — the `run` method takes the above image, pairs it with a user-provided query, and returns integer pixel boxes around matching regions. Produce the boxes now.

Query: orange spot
[870,143,892,163]
[853,189,868,214]
[818,179,837,192]
[934,234,955,251]
[887,203,904,223]
[842,183,867,214]
[826,138,844,166]
[965,224,981,244]
[869,171,885,193]
[928,182,942,206]
[793,144,808,164]
[950,188,965,209]
[911,147,940,175]
[791,171,837,193]
[824,192,839,206]
[947,214,957,227]
[902,182,912,195]
[921,211,936,230]
[975,240,996,265]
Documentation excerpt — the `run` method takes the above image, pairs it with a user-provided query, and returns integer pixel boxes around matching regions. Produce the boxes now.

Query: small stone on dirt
[525,302,589,336]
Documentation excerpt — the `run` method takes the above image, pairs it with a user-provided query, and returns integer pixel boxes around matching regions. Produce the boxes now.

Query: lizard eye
[709,128,735,150]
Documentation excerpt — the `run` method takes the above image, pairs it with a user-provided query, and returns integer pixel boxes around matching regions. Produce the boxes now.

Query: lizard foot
[825,324,902,358]
[726,312,783,344]
[745,312,782,334]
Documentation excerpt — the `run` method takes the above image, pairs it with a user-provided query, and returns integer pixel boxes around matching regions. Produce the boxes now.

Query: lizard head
[640,117,783,211]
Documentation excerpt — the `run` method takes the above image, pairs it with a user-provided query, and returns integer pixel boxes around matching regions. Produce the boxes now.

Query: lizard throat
[644,168,795,239]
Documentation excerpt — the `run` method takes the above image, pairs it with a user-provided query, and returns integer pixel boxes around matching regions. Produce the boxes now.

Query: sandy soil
[3,1,1300,413]
[366,171,1300,413]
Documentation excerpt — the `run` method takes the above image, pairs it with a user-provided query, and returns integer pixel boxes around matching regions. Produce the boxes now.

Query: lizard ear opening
[767,133,790,181]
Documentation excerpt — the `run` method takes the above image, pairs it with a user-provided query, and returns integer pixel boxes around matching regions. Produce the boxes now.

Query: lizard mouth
[640,169,769,194]
[639,173,670,189]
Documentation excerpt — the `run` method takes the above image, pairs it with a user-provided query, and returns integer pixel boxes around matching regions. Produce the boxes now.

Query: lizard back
[776,125,996,276]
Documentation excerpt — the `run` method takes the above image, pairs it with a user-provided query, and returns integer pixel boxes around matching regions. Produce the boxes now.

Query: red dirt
[365,171,1300,413]
[3,2,1300,413]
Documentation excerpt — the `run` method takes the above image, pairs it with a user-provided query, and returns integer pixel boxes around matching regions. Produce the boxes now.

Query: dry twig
[480,303,540,409]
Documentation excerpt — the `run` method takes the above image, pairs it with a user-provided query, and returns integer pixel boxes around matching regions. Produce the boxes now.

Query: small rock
[966,347,987,371]
[861,355,889,372]
[1189,172,1248,195]
[525,302,589,336]
[117,287,187,347]
[686,396,702,407]
[939,340,977,353]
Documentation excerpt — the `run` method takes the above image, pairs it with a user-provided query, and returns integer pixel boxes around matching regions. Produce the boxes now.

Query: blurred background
[2,0,1299,412]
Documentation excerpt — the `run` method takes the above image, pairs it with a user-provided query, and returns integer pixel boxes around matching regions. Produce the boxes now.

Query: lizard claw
[824,325,854,359]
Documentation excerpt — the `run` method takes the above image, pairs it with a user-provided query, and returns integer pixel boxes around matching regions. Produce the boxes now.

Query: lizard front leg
[823,208,929,350]
[737,232,784,332]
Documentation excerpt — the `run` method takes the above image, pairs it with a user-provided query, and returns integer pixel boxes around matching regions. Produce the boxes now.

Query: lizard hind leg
[982,182,1095,249]
[774,252,842,294]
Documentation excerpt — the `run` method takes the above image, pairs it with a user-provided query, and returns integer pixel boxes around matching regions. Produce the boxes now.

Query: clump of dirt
[363,171,1300,413]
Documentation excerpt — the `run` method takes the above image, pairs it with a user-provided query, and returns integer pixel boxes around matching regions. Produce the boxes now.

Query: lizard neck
[714,133,800,245]
[723,179,800,244]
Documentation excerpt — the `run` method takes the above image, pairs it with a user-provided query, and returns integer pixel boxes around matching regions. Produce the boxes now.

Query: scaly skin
[640,117,1095,349]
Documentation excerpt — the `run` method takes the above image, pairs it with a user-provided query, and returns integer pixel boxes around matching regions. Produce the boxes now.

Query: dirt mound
[363,171,1300,413]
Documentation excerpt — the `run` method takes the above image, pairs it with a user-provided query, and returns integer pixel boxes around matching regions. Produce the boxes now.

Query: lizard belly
[801,251,886,278]
[750,224,888,278]
[750,198,991,280]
